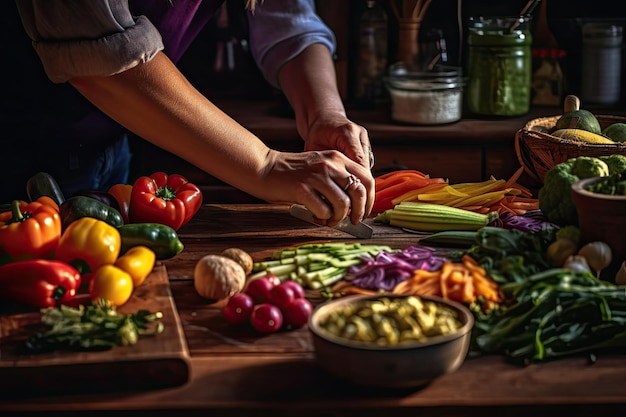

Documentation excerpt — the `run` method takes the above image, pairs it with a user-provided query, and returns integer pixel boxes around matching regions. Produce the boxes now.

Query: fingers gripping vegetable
[0,200,62,261]
[114,245,156,287]
[89,264,134,307]
[129,172,203,231]
[0,260,81,308]
[55,217,121,273]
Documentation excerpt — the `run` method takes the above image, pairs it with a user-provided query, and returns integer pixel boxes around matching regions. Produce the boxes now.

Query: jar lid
[583,23,623,38]
[386,63,465,91]
[469,16,532,33]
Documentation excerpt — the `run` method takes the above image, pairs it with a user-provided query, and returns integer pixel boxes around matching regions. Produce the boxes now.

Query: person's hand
[302,111,375,171]
[260,149,374,227]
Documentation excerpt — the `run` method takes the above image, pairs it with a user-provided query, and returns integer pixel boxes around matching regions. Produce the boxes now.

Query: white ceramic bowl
[308,294,474,389]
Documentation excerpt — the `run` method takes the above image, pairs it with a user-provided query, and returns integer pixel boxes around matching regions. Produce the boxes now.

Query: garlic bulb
[563,255,592,274]
[577,241,612,277]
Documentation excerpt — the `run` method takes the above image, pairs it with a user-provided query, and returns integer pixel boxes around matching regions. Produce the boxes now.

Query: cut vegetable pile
[250,243,394,289]
[373,167,539,217]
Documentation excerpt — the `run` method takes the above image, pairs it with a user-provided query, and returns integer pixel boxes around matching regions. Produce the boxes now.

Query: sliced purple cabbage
[489,209,558,232]
[345,246,446,291]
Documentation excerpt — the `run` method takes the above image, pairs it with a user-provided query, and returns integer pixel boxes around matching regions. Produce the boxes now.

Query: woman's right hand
[257,149,375,226]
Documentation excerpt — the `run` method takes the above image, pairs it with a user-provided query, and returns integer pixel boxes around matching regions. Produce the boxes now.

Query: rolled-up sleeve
[16,0,164,83]
[247,0,336,88]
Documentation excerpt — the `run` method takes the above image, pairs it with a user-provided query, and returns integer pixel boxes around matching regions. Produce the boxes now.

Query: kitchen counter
[2,204,626,416]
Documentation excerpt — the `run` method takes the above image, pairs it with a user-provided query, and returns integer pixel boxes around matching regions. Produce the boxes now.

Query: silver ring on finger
[343,174,359,191]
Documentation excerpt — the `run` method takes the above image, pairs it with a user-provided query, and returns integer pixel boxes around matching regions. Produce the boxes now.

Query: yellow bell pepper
[89,264,134,307]
[55,217,121,273]
[114,245,156,287]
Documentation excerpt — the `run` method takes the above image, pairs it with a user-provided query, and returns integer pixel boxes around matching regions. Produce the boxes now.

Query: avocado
[602,122,626,143]
[554,109,602,134]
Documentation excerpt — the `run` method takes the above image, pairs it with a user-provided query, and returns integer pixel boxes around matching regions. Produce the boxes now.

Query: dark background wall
[177,0,626,107]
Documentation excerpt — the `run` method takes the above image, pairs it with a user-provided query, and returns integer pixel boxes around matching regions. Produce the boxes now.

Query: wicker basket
[515,114,626,184]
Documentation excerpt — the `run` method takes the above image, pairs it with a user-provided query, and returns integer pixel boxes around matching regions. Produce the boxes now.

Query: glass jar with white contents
[385,65,464,125]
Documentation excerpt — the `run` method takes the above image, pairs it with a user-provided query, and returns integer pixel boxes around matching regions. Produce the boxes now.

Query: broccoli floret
[569,156,609,178]
[598,154,626,175]
[538,156,609,226]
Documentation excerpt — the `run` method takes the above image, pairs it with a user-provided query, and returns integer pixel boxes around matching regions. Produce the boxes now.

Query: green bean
[472,268,626,364]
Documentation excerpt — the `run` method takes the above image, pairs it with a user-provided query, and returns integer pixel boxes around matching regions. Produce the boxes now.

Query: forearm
[70,52,272,196]
[278,43,346,141]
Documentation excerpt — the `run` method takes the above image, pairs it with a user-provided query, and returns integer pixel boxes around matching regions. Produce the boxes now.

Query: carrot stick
[375,169,427,182]
[501,166,524,190]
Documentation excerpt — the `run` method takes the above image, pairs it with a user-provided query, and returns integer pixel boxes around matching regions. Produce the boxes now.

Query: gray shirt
[16,0,336,87]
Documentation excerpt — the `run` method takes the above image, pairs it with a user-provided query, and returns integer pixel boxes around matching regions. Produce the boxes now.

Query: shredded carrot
[375,171,431,191]
[389,257,503,311]
[502,166,524,189]
[373,170,447,214]
[375,169,428,182]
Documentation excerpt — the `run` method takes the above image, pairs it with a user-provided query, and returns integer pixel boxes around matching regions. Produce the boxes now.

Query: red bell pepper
[129,172,202,231]
[0,259,81,308]
[0,199,62,261]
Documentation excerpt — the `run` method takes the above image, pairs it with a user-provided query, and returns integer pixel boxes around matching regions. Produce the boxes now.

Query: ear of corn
[374,201,498,232]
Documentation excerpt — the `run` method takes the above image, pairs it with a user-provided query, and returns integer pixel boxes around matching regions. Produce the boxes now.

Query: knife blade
[288,204,373,239]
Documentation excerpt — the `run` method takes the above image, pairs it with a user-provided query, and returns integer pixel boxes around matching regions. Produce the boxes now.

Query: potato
[220,247,254,275]
[193,254,246,304]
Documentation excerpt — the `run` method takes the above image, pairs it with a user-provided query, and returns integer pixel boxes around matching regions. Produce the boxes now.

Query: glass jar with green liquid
[466,17,532,117]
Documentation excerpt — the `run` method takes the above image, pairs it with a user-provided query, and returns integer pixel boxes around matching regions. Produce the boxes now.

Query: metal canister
[466,17,533,117]
[581,23,623,106]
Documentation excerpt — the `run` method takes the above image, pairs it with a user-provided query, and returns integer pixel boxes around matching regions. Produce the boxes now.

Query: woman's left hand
[302,112,375,171]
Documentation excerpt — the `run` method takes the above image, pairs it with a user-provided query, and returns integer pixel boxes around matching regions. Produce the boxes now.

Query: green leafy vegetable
[24,299,164,353]
[471,268,626,365]
[465,226,556,285]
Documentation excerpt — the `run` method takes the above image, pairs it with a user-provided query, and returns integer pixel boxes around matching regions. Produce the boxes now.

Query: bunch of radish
[221,274,313,333]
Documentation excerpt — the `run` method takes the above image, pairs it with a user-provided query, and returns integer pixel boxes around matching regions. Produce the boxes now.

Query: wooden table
[2,204,626,416]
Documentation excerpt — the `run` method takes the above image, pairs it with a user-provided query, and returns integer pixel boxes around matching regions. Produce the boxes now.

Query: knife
[288,204,373,239]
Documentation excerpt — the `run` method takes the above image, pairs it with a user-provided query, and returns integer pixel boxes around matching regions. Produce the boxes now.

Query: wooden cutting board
[0,263,190,398]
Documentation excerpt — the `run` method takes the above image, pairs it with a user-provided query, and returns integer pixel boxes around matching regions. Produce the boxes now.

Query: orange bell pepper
[55,217,121,273]
[0,200,62,261]
[34,195,60,212]
[108,183,133,224]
